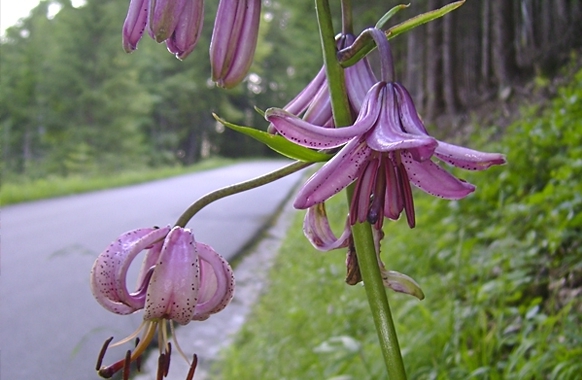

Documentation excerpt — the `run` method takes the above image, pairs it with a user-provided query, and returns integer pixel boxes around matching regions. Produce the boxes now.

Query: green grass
[213,65,582,379]
[0,157,236,205]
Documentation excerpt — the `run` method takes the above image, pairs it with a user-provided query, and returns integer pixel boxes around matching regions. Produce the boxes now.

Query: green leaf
[339,1,465,67]
[375,4,410,29]
[213,114,332,163]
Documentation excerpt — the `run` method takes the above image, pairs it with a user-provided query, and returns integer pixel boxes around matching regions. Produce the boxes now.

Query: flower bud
[210,0,261,88]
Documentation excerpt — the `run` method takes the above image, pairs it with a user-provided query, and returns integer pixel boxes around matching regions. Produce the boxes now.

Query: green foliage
[215,67,582,379]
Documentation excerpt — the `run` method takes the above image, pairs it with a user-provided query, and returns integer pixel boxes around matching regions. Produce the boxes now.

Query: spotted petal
[401,152,475,199]
[90,226,171,315]
[192,243,235,321]
[304,203,351,251]
[144,227,200,325]
[295,137,372,208]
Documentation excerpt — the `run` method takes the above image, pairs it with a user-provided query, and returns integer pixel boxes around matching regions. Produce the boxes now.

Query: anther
[96,337,114,371]
[164,343,172,377]
[123,350,131,380]
[186,354,198,380]
[135,337,142,372]
[157,353,166,380]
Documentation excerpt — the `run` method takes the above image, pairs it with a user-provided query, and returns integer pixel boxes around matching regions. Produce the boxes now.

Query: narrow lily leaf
[253,106,266,118]
[339,0,465,67]
[375,4,410,29]
[386,0,465,39]
[213,114,332,162]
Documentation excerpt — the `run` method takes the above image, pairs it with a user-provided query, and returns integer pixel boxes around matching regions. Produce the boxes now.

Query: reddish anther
[96,337,114,371]
[123,350,131,380]
[186,354,198,380]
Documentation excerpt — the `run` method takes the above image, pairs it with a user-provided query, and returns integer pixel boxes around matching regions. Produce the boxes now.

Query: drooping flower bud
[210,0,261,88]
[165,0,205,60]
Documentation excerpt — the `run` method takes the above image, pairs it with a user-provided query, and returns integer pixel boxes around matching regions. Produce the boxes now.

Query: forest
[1,0,581,179]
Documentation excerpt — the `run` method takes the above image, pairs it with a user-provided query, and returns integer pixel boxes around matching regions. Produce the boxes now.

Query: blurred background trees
[1,0,581,179]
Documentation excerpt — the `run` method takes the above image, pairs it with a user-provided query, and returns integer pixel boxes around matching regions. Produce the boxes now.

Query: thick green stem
[349,206,407,380]
[174,161,311,227]
[315,1,407,378]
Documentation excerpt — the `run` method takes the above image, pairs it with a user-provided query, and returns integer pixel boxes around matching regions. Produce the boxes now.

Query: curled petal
[192,243,235,320]
[304,203,351,251]
[144,227,200,325]
[122,0,149,52]
[401,152,476,199]
[90,226,171,315]
[266,84,382,149]
[295,138,372,209]
[435,141,506,170]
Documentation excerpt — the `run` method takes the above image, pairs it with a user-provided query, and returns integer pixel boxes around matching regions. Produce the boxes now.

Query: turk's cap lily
[90,226,234,322]
[210,0,261,88]
[267,80,505,227]
[91,225,234,379]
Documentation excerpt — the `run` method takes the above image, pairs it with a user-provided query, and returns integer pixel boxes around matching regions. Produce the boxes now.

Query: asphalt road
[0,160,305,380]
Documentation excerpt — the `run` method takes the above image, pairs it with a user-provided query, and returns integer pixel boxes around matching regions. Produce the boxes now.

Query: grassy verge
[213,67,582,379]
[0,157,236,205]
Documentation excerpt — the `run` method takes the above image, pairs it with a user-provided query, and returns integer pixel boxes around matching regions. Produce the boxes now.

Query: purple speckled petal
[266,84,382,149]
[122,0,149,52]
[90,226,170,315]
[401,151,475,199]
[144,227,199,325]
[192,242,235,320]
[295,137,372,208]
[435,141,506,170]
[304,203,351,251]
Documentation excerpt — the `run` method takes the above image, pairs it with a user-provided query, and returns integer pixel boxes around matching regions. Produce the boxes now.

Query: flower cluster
[91,226,234,379]
[123,0,261,87]
[266,28,505,295]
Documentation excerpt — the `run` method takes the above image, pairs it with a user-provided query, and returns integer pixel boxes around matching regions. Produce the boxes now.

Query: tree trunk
[425,0,442,119]
[442,11,457,115]
[491,0,518,88]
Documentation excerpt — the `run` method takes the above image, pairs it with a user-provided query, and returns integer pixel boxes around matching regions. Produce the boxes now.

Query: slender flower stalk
[91,226,234,378]
[210,0,261,88]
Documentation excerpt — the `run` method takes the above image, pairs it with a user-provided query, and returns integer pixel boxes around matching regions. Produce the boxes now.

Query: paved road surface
[1,160,304,380]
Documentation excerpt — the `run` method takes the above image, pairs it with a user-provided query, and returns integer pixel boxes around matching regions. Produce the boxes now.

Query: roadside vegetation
[0,157,235,205]
[214,63,582,379]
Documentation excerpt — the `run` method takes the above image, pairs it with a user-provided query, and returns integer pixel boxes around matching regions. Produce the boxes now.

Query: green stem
[350,210,407,380]
[315,1,407,378]
[174,161,311,227]
[315,0,351,127]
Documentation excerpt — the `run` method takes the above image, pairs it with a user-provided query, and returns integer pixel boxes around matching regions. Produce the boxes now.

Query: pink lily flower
[91,225,234,379]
